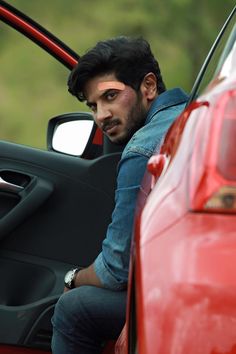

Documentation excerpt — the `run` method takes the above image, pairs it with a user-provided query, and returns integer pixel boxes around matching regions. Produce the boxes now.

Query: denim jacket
[94,88,188,290]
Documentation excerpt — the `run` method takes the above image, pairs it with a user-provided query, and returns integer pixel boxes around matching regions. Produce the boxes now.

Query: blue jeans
[51,286,127,354]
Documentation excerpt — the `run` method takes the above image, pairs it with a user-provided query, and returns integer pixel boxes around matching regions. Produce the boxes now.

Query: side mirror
[47,112,103,158]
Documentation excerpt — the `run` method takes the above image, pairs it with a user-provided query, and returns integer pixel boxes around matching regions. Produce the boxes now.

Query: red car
[127,5,236,354]
[0,1,235,354]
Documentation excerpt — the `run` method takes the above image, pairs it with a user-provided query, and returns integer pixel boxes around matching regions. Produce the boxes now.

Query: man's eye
[90,105,97,113]
[106,91,117,100]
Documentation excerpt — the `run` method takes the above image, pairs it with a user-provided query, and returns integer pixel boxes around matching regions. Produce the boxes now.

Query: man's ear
[140,72,157,102]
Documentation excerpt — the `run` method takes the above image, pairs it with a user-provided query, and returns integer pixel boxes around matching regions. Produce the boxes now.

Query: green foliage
[0,0,235,148]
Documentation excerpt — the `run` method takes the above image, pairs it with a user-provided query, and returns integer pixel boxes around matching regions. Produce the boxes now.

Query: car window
[191,9,236,99]
[0,22,85,149]
[215,23,236,80]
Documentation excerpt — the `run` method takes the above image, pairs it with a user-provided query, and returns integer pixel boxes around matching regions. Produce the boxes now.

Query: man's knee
[52,287,89,333]
[52,285,126,338]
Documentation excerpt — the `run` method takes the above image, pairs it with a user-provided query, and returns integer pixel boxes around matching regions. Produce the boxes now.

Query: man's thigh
[53,286,127,341]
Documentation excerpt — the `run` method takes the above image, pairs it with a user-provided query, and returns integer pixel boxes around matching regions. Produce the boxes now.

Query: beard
[111,96,148,145]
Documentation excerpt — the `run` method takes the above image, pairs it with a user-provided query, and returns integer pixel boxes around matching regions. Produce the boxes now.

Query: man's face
[84,73,148,145]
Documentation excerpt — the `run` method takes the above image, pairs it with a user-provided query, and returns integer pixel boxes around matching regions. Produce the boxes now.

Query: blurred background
[0,0,235,148]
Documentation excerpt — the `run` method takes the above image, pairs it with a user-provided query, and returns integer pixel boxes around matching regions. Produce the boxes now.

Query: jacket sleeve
[94,151,149,290]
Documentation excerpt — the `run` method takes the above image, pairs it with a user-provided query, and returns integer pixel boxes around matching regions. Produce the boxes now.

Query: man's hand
[74,263,103,288]
[63,263,103,293]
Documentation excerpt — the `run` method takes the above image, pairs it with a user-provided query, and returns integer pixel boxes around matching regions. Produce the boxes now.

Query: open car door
[0,1,123,351]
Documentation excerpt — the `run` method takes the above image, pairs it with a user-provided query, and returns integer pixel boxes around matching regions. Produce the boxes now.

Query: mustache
[102,118,120,133]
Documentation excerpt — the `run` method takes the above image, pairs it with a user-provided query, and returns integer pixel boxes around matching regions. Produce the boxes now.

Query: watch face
[64,268,78,289]
[65,270,73,284]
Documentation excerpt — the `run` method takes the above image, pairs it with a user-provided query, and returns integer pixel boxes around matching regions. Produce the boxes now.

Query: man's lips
[105,125,118,135]
[102,120,120,135]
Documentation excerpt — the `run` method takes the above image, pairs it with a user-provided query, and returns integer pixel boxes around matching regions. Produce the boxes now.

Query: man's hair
[68,36,166,101]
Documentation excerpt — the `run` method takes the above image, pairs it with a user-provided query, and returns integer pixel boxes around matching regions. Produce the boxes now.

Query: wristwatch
[64,267,79,289]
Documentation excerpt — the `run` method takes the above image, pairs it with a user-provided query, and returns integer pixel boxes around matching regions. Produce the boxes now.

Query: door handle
[0,176,24,193]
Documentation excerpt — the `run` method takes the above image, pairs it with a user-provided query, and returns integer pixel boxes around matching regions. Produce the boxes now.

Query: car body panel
[0,346,48,354]
[0,0,78,69]
[133,7,236,354]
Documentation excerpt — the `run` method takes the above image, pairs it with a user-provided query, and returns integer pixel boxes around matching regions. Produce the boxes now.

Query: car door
[0,1,122,352]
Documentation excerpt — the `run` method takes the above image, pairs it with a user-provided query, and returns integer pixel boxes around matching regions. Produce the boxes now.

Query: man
[51,36,188,354]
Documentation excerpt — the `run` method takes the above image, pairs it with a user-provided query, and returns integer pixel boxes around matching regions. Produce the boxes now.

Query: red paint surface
[0,345,50,354]
[0,6,78,68]
[92,127,103,145]
[133,34,236,354]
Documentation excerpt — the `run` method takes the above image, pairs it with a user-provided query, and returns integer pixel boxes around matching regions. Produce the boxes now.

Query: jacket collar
[145,88,189,124]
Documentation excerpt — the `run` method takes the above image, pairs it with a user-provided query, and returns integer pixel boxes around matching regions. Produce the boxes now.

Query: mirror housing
[47,112,103,158]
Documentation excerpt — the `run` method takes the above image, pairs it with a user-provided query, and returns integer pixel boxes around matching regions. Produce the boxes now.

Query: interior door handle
[0,176,24,193]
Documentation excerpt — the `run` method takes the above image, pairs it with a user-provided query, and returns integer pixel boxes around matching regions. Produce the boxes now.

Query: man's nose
[96,104,112,125]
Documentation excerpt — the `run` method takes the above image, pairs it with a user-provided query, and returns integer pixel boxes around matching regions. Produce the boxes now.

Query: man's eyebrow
[97,81,125,91]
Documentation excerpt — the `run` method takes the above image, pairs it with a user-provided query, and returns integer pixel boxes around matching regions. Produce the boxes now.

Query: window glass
[193,11,236,98]
[0,22,85,149]
[215,23,236,80]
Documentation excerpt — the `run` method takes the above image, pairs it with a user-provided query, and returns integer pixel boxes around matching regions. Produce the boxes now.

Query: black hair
[68,36,166,101]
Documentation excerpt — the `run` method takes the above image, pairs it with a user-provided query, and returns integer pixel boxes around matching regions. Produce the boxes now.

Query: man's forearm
[74,263,103,288]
